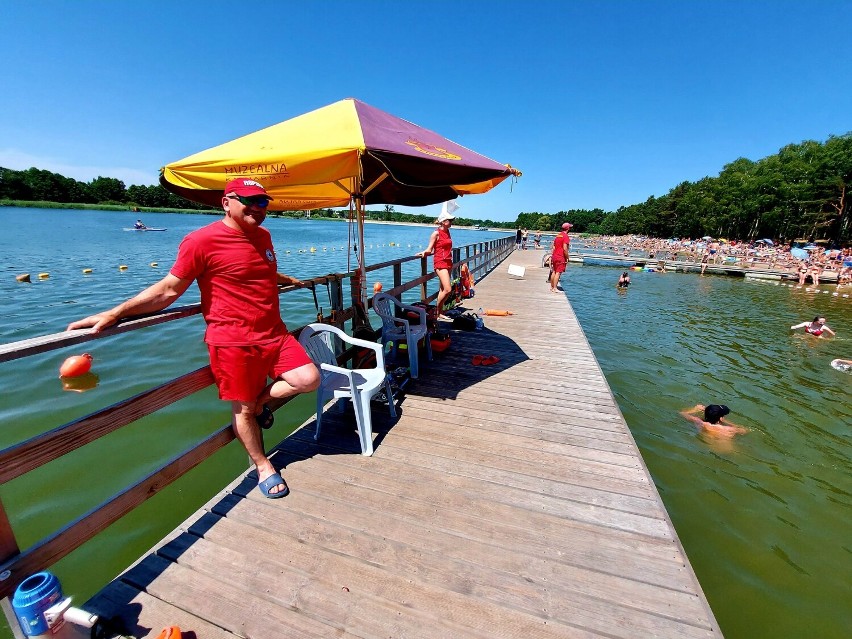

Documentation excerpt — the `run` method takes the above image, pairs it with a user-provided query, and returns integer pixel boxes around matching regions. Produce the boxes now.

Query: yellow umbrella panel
[161,98,519,210]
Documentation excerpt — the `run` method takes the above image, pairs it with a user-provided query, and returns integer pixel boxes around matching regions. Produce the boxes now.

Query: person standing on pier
[66,178,320,499]
[416,207,455,319]
[549,222,571,293]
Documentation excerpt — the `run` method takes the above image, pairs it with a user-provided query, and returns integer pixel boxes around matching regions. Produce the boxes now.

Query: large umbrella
[790,248,809,260]
[160,98,521,304]
[756,238,774,246]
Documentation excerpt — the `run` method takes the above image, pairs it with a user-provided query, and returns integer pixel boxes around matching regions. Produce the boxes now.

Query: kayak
[123,227,167,232]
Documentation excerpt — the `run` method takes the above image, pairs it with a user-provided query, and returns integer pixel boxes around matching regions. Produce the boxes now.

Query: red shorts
[552,260,567,274]
[207,333,313,402]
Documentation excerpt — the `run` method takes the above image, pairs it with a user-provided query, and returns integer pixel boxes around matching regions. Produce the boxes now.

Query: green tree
[88,176,127,203]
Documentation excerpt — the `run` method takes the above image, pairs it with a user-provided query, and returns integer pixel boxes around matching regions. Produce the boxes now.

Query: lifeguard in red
[416,208,456,318]
[550,222,572,293]
[170,220,311,401]
[66,177,319,500]
[432,226,453,270]
[171,221,286,345]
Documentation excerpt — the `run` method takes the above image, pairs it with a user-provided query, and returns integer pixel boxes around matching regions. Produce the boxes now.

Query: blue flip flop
[256,405,274,430]
[258,472,289,499]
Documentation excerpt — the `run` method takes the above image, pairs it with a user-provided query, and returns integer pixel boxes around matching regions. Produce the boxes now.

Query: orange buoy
[373,282,383,293]
[484,309,513,316]
[155,627,181,639]
[59,353,93,378]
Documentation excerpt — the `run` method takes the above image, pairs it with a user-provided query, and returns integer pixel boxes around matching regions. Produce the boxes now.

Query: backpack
[452,311,479,331]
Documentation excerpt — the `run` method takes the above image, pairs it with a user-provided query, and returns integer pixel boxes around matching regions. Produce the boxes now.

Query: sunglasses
[227,195,271,209]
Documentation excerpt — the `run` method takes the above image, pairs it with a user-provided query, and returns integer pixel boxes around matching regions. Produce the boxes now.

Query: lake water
[567,262,851,638]
[1,208,850,638]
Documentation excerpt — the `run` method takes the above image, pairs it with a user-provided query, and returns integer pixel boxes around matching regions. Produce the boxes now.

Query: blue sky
[3,1,850,222]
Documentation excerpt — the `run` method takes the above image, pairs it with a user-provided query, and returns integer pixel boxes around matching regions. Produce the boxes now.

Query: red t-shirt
[170,221,287,345]
[433,227,453,269]
[552,231,570,263]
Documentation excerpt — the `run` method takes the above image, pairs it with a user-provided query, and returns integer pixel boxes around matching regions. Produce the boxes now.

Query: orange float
[59,353,93,378]
[459,264,474,298]
[155,627,181,639]
[373,281,383,293]
[484,309,513,316]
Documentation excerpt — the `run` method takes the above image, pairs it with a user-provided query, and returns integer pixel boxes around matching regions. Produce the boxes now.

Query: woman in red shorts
[416,208,455,319]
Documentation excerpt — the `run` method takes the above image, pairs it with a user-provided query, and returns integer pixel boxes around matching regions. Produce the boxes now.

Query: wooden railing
[0,235,515,604]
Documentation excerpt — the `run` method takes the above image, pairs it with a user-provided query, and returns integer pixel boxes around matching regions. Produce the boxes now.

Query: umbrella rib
[362,172,388,196]
[332,179,354,196]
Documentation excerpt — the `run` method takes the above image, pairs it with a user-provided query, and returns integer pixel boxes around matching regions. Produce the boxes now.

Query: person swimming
[617,271,631,288]
[680,403,748,437]
[830,358,852,372]
[791,316,836,337]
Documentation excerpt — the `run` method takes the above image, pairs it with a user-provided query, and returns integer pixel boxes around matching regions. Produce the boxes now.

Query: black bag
[452,311,478,331]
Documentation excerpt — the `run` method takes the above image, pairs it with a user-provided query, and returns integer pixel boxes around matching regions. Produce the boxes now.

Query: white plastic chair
[298,323,396,456]
[371,293,433,379]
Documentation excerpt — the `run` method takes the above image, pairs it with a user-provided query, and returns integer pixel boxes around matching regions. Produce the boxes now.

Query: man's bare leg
[230,400,285,495]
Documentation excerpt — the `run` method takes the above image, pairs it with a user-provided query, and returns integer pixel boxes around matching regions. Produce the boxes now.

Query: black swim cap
[704,404,730,424]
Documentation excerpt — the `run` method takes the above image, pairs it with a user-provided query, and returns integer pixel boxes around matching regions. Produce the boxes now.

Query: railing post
[393,263,402,291]
[420,257,428,302]
[329,276,344,330]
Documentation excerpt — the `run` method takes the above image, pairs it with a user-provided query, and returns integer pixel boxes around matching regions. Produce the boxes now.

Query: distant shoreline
[0,200,513,231]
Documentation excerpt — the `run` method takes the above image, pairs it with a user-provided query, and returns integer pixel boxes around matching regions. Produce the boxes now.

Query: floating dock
[82,248,722,638]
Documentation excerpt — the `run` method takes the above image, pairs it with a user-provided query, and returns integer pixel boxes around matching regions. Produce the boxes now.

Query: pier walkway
[83,249,721,638]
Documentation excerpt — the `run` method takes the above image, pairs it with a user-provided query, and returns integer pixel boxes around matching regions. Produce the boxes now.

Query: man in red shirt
[67,178,319,499]
[549,222,571,292]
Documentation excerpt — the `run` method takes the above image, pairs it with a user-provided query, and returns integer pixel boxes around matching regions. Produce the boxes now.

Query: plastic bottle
[476,307,484,330]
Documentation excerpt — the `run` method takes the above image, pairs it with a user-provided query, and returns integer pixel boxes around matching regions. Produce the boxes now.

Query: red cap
[224,178,271,199]
[562,222,572,230]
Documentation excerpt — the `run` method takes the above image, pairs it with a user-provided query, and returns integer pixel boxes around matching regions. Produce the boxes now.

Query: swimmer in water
[617,271,631,288]
[831,358,852,371]
[790,316,836,337]
[680,404,748,438]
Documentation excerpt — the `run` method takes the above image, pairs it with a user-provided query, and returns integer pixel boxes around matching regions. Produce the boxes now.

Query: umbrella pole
[351,194,369,330]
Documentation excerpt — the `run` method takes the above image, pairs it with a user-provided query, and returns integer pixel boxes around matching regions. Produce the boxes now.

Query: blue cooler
[11,572,63,637]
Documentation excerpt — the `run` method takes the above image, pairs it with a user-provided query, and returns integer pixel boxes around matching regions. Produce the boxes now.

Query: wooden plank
[76,245,721,638]
[120,554,358,638]
[191,508,713,639]
[0,305,202,363]
[85,579,239,639]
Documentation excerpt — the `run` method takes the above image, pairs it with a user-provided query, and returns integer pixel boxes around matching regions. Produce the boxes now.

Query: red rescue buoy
[59,353,93,378]
[373,281,383,293]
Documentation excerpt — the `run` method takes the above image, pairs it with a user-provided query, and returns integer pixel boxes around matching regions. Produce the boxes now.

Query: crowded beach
[519,231,852,288]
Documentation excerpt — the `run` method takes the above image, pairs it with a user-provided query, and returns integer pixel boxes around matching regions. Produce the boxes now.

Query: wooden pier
[80,248,721,638]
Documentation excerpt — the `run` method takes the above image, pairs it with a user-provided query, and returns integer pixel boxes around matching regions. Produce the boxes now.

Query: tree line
[0,168,214,211]
[516,133,852,243]
[2,131,850,242]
